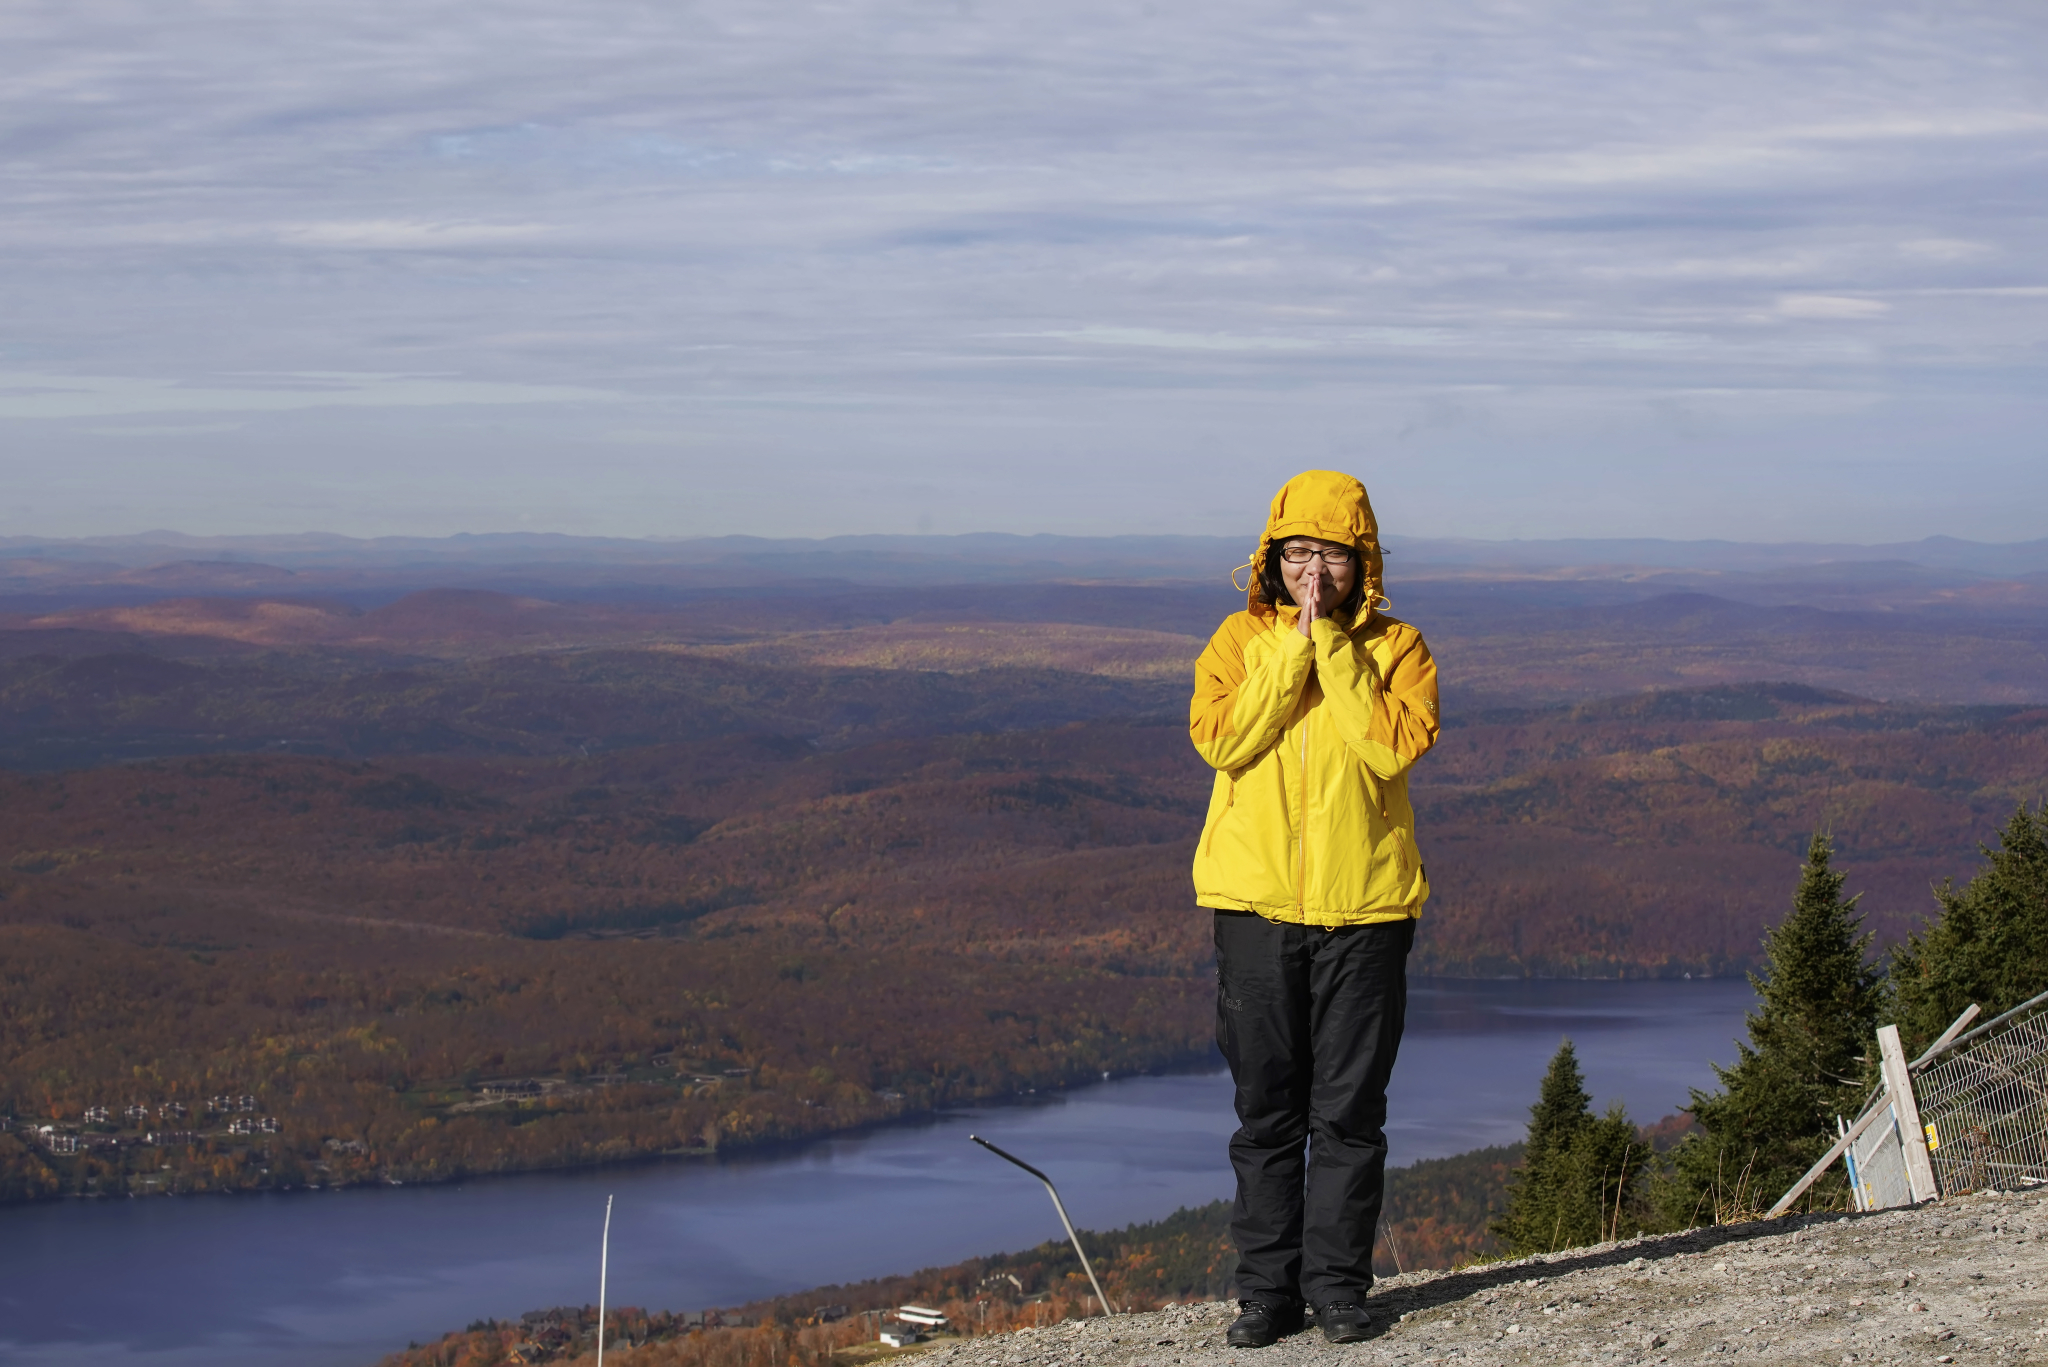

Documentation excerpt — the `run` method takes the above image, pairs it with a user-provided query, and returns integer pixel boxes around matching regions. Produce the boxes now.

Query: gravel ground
[917,1189,2047,1367]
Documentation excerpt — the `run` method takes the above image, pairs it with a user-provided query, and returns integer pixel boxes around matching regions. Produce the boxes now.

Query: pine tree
[1526,1036,1591,1155]
[1891,803,2048,1055]
[1492,1040,1650,1254]
[1662,831,1885,1225]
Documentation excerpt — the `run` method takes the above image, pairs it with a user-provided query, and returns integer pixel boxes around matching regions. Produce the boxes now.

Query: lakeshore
[0,978,1753,1367]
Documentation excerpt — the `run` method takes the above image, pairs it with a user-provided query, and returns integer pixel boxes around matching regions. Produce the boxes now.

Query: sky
[2,0,2044,544]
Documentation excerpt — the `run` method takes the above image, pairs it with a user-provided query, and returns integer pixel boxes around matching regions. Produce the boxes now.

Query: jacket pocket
[1351,820,1415,910]
[1197,778,1236,859]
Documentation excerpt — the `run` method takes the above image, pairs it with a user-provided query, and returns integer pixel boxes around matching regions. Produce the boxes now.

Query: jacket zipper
[1297,706,1309,920]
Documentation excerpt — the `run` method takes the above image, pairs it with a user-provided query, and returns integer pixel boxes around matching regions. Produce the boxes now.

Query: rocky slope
[918,1189,2046,1367]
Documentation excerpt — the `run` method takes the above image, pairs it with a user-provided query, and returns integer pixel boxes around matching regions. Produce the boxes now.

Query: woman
[1189,470,1440,1346]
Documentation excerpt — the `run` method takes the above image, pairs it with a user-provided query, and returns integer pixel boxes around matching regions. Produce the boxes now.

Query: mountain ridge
[8,529,2048,577]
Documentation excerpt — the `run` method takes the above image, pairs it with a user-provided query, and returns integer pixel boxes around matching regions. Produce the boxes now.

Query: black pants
[1214,910,1413,1310]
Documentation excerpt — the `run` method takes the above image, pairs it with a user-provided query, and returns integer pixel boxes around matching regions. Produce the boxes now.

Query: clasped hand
[1296,569,1324,638]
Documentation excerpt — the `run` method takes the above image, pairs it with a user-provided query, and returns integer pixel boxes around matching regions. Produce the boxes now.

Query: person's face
[1278,536,1358,608]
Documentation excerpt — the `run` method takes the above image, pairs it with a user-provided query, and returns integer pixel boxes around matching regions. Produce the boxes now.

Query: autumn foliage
[3,580,2044,1206]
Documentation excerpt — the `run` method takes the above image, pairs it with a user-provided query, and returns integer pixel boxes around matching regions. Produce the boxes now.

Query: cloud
[81,422,247,436]
[1776,295,1893,320]
[0,373,621,420]
[275,220,553,248]
[0,0,2044,540]
[1030,327,1322,352]
[1897,239,1993,262]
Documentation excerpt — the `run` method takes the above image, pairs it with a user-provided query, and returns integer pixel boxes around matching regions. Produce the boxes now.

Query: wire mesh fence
[1772,990,2048,1216]
[1914,990,2048,1198]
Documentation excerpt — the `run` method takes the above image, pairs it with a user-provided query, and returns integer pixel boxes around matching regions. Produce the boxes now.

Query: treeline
[0,917,1212,1201]
[372,1204,1237,1367]
[374,1145,1534,1367]
[5,680,2038,961]
[0,723,1219,1202]
[1417,682,2048,974]
[3,686,2043,1204]
[1490,803,2048,1256]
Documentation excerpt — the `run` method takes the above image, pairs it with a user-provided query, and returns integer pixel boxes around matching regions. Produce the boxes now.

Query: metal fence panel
[1914,995,2048,1197]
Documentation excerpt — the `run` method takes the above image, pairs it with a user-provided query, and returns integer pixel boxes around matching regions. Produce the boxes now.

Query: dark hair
[1258,540,1367,618]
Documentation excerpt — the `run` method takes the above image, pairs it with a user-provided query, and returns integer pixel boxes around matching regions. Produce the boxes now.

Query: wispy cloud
[274,220,553,248]
[1776,296,1892,320]
[0,0,2043,540]
[1030,328,1323,352]
[0,372,620,419]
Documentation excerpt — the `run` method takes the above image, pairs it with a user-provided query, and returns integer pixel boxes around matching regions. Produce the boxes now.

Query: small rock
[1642,1332,1666,1349]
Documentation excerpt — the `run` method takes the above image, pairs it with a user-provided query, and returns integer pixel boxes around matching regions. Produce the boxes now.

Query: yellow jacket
[1189,471,1441,926]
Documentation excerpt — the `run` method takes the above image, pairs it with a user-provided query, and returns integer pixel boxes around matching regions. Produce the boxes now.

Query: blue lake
[0,977,1754,1367]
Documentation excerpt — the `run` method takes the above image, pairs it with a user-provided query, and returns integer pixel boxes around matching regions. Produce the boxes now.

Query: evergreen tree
[1493,1040,1651,1254]
[1662,832,1885,1225]
[1891,803,2048,1054]
[1527,1035,1592,1154]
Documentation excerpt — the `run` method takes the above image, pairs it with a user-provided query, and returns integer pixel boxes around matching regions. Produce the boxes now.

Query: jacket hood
[1242,469,1385,616]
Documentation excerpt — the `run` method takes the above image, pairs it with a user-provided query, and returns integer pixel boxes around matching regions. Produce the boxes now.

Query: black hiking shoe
[1226,1301,1302,1348]
[1316,1301,1371,1343]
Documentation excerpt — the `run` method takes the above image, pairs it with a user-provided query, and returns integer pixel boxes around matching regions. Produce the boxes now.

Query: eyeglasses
[1277,544,1354,566]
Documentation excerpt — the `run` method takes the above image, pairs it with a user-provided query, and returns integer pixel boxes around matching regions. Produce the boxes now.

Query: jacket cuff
[1311,618,1372,681]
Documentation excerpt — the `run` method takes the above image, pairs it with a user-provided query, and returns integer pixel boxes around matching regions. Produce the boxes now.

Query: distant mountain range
[4,529,2047,585]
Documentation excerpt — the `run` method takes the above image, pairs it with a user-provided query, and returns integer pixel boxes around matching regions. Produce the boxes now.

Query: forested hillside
[3,562,2044,1205]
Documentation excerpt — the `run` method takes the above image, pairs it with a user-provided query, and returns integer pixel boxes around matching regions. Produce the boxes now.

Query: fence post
[1877,1025,1940,1203]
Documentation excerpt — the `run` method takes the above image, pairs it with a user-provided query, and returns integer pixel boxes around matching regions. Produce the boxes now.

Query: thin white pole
[598,1194,614,1367]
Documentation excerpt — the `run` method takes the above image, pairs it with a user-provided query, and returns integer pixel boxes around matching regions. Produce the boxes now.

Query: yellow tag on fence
[1924,1122,1940,1152]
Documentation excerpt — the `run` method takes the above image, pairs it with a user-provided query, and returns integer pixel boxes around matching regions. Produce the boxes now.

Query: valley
[3,538,2044,1205]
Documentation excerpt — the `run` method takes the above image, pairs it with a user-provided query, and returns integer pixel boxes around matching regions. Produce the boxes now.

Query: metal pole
[598,1194,613,1367]
[1920,987,2048,1066]
[969,1135,1114,1318]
